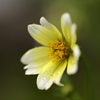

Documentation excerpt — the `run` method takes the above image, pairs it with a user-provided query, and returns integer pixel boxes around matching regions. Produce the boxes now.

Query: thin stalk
[80,53,95,100]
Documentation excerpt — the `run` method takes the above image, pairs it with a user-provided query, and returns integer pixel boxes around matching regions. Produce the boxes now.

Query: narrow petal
[54,60,67,85]
[61,13,72,45]
[70,24,77,49]
[67,45,81,75]
[40,17,62,40]
[20,46,50,75]
[24,59,49,75]
[37,76,53,90]
[20,46,49,64]
[25,64,40,75]
[28,24,62,46]
[37,60,67,90]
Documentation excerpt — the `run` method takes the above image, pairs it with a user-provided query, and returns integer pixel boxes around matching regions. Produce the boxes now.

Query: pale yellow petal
[67,45,81,75]
[24,59,49,75]
[61,13,72,45]
[70,24,77,49]
[24,64,40,75]
[28,24,62,46]
[37,59,67,90]
[20,46,49,64]
[37,76,53,90]
[20,46,50,75]
[40,17,62,40]
[54,60,67,85]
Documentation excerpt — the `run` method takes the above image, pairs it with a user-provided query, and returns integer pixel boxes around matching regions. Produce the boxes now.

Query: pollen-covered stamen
[48,40,71,62]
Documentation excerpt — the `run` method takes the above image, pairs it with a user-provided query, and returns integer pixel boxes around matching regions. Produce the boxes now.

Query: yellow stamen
[48,40,71,62]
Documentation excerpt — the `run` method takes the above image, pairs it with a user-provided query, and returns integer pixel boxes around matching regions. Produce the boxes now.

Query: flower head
[21,13,81,90]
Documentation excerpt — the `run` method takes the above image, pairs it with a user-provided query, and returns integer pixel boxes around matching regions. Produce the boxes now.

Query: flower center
[48,40,71,62]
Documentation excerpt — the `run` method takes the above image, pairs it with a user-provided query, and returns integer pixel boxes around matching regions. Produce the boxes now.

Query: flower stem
[80,53,95,100]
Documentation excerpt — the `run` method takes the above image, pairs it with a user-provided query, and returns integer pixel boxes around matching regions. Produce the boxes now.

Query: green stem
[80,53,95,100]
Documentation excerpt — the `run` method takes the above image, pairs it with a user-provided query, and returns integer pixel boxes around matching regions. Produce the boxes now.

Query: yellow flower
[21,13,81,90]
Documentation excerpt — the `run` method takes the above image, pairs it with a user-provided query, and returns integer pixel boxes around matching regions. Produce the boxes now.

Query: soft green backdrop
[1,0,100,100]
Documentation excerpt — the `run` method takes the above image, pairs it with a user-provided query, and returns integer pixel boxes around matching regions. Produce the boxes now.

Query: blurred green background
[1,0,100,100]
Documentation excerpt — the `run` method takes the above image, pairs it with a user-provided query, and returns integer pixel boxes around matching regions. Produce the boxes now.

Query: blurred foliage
[1,0,100,100]
[53,74,84,100]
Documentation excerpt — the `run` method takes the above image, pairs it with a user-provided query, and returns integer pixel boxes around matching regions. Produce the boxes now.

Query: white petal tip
[40,17,50,29]
[25,69,35,75]
[40,17,45,21]
[37,76,53,90]
[61,13,72,26]
[74,45,81,57]
[62,13,70,18]
[40,17,47,24]
[28,24,32,29]
[67,65,78,75]
[37,77,46,90]
[25,71,32,75]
